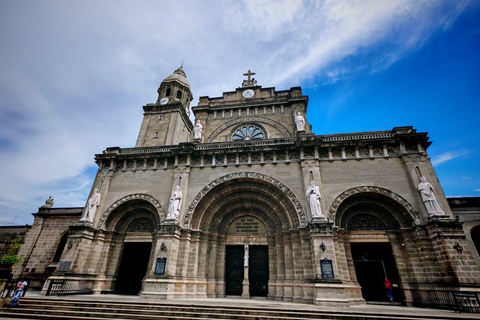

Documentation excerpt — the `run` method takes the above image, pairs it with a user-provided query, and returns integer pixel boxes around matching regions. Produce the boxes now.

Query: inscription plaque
[155,257,166,275]
[320,258,334,279]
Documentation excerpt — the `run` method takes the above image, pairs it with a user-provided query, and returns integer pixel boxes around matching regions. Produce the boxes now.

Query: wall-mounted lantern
[320,242,326,252]
[454,242,463,254]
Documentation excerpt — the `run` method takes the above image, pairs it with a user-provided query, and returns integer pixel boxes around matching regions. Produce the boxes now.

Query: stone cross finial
[242,70,257,87]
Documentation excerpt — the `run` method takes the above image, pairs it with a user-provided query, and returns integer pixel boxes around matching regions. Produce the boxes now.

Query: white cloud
[0,0,474,225]
[431,150,470,166]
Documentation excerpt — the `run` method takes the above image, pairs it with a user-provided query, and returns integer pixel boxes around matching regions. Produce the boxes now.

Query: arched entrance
[103,197,162,294]
[185,173,310,301]
[333,188,416,303]
[225,216,269,297]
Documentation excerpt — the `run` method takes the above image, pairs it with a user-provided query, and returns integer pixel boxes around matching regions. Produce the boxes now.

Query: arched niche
[98,194,164,232]
[330,186,418,229]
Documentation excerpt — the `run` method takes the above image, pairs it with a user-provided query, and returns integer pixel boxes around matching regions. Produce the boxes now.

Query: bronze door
[249,245,269,296]
[225,245,244,295]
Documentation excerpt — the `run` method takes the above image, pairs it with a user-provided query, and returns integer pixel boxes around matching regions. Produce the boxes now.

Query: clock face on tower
[159,97,169,105]
[242,89,254,99]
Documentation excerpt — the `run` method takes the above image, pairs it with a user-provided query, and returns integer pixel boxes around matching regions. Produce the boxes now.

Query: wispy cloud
[431,150,470,166]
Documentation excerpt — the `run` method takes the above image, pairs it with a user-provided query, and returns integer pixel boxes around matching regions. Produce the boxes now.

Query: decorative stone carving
[127,217,155,232]
[294,111,305,132]
[193,120,203,140]
[206,117,290,142]
[417,177,446,218]
[328,186,419,225]
[306,181,323,218]
[80,189,101,222]
[183,172,307,228]
[347,214,385,230]
[167,185,183,220]
[41,196,54,208]
[98,194,164,229]
[414,214,424,226]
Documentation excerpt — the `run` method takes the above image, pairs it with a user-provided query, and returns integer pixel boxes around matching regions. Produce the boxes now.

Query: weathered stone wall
[12,208,81,289]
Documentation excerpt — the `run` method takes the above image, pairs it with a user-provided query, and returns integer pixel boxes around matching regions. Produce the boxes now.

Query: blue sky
[0,0,479,225]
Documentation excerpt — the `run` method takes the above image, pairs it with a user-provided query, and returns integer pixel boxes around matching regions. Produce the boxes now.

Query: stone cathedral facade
[14,67,480,306]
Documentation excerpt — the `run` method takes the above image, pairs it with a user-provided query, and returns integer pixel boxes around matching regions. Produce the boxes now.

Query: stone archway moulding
[97,193,165,229]
[182,172,307,228]
[206,117,291,142]
[328,186,419,223]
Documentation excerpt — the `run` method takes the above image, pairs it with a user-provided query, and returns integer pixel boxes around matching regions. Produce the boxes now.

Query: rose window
[232,125,265,141]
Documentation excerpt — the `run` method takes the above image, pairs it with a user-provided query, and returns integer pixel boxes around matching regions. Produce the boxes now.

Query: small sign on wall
[320,258,334,279]
[155,257,166,275]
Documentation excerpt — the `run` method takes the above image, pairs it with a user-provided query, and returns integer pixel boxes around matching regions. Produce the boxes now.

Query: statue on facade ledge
[306,181,323,218]
[167,185,183,221]
[193,119,203,140]
[295,111,305,132]
[417,177,447,219]
[80,189,101,222]
[41,196,54,209]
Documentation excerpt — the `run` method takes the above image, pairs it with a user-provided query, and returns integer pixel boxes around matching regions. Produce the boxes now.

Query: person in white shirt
[10,278,27,308]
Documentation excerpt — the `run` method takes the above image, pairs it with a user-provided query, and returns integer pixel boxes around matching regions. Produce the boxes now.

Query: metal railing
[45,273,96,296]
[408,282,479,313]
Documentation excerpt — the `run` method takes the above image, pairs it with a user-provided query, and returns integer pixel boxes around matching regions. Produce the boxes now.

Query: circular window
[232,125,265,141]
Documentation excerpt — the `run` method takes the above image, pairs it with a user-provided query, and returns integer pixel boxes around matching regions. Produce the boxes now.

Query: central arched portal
[187,175,311,301]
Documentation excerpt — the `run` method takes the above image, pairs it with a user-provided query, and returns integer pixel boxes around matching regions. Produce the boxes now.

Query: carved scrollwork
[127,217,155,232]
[347,214,386,231]
[182,172,307,228]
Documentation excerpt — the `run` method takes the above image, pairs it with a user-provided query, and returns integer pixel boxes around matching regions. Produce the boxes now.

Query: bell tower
[135,66,194,147]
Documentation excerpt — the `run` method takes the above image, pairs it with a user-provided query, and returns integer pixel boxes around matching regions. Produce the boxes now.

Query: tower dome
[156,65,193,108]
[163,66,190,89]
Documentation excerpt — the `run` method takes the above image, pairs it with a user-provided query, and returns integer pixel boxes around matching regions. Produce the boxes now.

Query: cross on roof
[243,70,255,81]
[242,70,257,87]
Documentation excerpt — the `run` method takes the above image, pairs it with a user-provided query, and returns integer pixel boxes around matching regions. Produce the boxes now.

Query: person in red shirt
[384,278,393,302]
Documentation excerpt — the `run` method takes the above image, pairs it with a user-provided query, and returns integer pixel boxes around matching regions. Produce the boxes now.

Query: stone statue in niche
[167,185,183,220]
[417,177,445,218]
[306,181,323,218]
[80,189,101,222]
[193,119,203,140]
[294,111,305,132]
[41,196,54,208]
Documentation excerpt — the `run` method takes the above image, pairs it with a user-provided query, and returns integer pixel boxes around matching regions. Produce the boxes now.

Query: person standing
[384,278,393,302]
[10,278,27,308]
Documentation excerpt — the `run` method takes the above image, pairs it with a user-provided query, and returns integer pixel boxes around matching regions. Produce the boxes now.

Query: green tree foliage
[0,238,22,266]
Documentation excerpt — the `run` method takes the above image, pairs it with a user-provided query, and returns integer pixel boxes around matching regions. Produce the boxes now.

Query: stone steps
[0,297,475,320]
